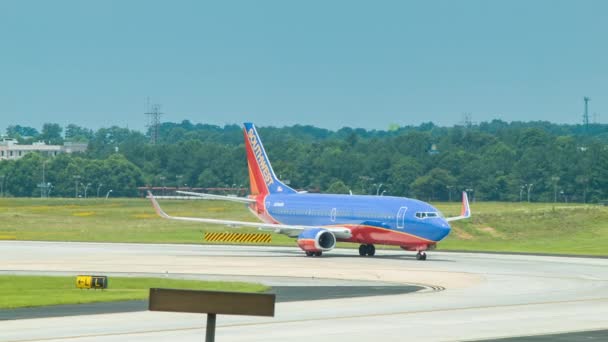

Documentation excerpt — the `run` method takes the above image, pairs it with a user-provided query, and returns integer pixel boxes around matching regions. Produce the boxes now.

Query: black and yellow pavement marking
[204,232,272,244]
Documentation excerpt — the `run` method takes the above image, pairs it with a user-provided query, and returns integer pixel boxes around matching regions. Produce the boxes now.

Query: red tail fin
[243,123,296,195]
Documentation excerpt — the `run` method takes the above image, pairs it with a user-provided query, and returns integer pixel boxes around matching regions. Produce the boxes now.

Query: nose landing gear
[416,251,427,261]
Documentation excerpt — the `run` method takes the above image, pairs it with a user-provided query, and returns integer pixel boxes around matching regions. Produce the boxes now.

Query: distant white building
[0,139,87,160]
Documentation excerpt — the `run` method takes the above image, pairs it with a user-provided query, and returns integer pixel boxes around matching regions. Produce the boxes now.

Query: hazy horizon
[3,117,607,138]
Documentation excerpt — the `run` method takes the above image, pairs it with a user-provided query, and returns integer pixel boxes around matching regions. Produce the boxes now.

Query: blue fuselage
[261,193,451,243]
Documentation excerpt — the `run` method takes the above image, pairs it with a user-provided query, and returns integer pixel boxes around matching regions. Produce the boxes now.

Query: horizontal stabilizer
[175,190,255,203]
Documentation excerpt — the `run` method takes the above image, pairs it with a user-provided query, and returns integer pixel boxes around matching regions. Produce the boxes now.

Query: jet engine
[297,228,336,256]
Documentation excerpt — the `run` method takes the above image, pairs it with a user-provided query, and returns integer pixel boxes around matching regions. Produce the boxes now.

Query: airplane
[148,122,471,260]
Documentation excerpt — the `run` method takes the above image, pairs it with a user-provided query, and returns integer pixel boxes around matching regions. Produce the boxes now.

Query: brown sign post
[149,288,276,342]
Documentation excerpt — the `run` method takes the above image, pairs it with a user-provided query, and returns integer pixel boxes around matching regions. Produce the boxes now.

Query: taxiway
[0,241,607,341]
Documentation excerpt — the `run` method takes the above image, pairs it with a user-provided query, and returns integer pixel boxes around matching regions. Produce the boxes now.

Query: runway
[1,241,607,341]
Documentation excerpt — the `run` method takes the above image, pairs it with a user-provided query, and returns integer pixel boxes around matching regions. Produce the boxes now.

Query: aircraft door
[331,208,337,222]
[396,207,407,229]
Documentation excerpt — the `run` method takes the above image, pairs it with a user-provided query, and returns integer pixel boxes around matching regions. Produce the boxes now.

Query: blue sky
[1,0,606,132]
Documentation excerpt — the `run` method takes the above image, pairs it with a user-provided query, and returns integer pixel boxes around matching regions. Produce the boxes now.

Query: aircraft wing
[446,191,472,222]
[148,191,352,239]
[175,190,255,204]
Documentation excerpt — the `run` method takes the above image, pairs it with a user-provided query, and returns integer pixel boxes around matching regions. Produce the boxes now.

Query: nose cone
[436,219,451,241]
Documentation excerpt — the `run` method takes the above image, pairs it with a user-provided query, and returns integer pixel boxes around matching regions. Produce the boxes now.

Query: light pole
[375,183,383,196]
[159,176,166,195]
[579,176,589,204]
[73,175,81,198]
[105,189,113,200]
[446,185,453,202]
[519,185,525,202]
[41,160,47,198]
[527,183,534,203]
[97,183,103,198]
[551,177,560,203]
[381,190,387,196]
[0,174,4,197]
[84,183,91,198]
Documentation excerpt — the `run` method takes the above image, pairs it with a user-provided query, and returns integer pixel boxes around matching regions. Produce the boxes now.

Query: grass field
[0,197,606,255]
[436,201,608,255]
[0,275,268,309]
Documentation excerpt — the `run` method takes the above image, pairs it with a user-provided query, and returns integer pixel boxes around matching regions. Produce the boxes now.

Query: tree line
[1,120,607,202]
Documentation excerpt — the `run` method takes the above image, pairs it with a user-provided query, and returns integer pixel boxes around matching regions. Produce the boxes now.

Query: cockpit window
[416,212,440,219]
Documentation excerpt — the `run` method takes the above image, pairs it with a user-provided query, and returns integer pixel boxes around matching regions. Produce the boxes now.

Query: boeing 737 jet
[149,122,471,260]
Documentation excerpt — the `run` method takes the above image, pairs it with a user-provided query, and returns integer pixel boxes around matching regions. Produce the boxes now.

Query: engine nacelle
[297,228,336,252]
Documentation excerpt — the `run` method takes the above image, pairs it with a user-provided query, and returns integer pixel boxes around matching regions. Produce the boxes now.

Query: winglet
[147,191,170,219]
[446,191,472,222]
[460,191,471,218]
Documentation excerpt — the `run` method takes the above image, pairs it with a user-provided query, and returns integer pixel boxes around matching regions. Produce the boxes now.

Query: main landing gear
[416,251,427,261]
[305,251,323,257]
[358,244,376,256]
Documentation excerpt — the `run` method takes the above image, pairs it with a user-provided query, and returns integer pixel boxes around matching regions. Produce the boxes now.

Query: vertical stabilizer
[243,123,297,195]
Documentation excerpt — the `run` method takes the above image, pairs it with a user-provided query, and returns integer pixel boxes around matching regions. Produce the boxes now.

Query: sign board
[149,288,275,316]
[76,275,108,289]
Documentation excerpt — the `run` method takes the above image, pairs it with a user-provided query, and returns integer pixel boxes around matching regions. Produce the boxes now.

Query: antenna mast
[583,96,590,131]
[145,102,163,144]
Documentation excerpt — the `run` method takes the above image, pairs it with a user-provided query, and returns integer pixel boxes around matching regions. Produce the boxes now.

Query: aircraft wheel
[305,251,314,257]
[416,251,427,261]
[366,244,376,256]
[314,251,323,257]
[422,252,427,260]
[358,245,367,256]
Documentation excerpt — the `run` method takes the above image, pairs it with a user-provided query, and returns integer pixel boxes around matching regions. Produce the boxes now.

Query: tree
[6,125,39,138]
[411,168,456,201]
[65,124,94,142]
[387,157,422,196]
[101,154,144,197]
[326,180,350,194]
[39,123,64,145]
[4,153,43,196]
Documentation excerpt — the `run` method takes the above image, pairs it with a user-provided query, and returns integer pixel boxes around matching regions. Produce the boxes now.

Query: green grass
[0,198,607,255]
[0,275,268,309]
[435,201,608,255]
[0,197,294,245]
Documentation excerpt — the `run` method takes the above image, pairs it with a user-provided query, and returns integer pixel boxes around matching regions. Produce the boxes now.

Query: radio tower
[461,112,474,128]
[583,97,590,131]
[145,103,163,144]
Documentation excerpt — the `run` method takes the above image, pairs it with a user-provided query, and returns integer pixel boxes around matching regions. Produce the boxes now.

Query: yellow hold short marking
[204,232,272,244]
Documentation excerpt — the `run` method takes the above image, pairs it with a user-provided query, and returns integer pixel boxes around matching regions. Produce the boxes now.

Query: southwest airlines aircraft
[149,122,471,260]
